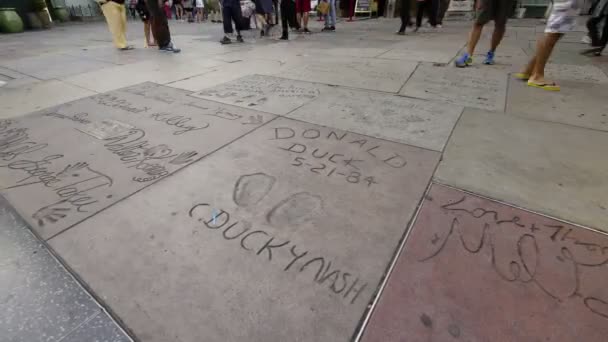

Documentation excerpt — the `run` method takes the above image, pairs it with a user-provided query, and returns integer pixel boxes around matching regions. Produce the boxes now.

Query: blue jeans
[324,0,336,27]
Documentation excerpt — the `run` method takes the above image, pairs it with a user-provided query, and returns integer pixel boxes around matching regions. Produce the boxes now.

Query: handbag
[317,0,330,14]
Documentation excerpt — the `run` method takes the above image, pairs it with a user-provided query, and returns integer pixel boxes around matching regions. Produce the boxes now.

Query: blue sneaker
[483,51,495,65]
[454,53,472,67]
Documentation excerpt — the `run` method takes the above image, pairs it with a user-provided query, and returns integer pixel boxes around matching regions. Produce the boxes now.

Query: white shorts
[196,0,204,7]
[545,0,578,33]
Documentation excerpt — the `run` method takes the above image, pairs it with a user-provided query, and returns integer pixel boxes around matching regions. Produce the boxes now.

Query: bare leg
[297,13,302,28]
[490,24,505,51]
[529,33,562,84]
[144,21,156,46]
[303,12,309,29]
[467,23,484,55]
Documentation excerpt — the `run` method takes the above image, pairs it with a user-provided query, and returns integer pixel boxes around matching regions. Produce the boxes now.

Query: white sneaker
[582,35,592,44]
[437,24,443,28]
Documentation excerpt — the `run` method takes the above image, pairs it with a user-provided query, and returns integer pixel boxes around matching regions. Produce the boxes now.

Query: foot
[236,35,244,43]
[580,47,602,56]
[220,36,232,44]
[322,26,331,31]
[396,30,405,35]
[437,24,443,28]
[159,42,181,53]
[119,45,135,51]
[483,50,495,65]
[527,79,560,91]
[260,30,265,37]
[454,53,472,67]
[581,35,592,44]
[303,28,311,34]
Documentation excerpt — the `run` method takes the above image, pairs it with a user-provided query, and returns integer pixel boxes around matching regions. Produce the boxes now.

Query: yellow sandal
[513,73,530,80]
[527,81,560,91]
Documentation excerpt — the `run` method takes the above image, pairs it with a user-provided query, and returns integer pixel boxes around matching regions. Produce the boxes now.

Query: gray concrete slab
[0,53,116,80]
[61,58,224,93]
[276,57,417,93]
[435,108,608,233]
[377,48,457,64]
[0,196,131,342]
[167,60,292,92]
[507,79,608,131]
[60,312,132,342]
[0,67,40,89]
[0,83,274,239]
[287,87,463,151]
[190,74,325,115]
[400,64,508,111]
[49,117,440,342]
[0,80,96,119]
[544,64,608,84]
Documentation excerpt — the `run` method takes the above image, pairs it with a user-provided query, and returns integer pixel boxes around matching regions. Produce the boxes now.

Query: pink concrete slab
[361,183,608,342]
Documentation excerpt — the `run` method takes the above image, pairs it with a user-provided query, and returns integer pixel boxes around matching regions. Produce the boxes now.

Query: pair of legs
[416,0,438,28]
[397,0,411,33]
[324,0,336,29]
[586,13,608,54]
[221,5,244,43]
[465,21,505,56]
[281,0,299,38]
[147,0,180,51]
[176,4,184,19]
[196,7,204,22]
[296,0,310,31]
[101,1,130,49]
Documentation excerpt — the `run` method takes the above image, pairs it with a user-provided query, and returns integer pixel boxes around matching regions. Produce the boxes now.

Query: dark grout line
[397,61,419,94]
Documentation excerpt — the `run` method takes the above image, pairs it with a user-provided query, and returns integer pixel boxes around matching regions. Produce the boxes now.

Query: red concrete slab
[361,183,608,342]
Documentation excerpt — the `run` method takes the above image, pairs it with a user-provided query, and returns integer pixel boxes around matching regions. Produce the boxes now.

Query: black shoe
[580,47,602,56]
[159,42,181,53]
[330,26,335,31]
[260,30,265,37]
[396,31,405,35]
[303,28,311,34]
[236,35,244,43]
[280,34,288,40]
[220,36,232,44]
[322,26,331,31]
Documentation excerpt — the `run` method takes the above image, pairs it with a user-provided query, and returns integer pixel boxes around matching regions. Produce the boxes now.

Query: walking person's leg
[101,2,129,49]
[437,0,450,25]
[281,0,289,38]
[415,0,427,30]
[329,0,336,28]
[397,0,410,33]
[483,0,509,65]
[428,0,438,27]
[221,5,234,43]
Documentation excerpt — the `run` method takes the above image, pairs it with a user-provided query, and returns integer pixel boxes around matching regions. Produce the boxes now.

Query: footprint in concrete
[233,173,276,207]
[266,192,323,227]
[447,323,460,338]
[420,313,433,328]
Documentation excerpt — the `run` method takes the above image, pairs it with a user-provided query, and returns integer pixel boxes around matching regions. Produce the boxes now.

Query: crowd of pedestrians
[97,0,606,91]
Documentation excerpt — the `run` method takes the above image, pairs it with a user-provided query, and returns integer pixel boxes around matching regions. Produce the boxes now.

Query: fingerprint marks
[266,192,323,226]
[232,173,324,227]
[233,173,276,207]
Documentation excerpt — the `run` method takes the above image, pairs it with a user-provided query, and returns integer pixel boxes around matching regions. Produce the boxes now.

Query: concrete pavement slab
[377,48,457,64]
[507,79,608,131]
[400,65,508,111]
[0,80,96,119]
[0,53,116,80]
[0,83,274,239]
[0,67,40,89]
[544,64,608,84]
[190,75,325,115]
[49,117,440,342]
[361,183,608,342]
[59,312,132,342]
[61,58,224,93]
[167,60,290,92]
[435,108,608,232]
[276,57,417,93]
[0,196,131,342]
[287,87,463,151]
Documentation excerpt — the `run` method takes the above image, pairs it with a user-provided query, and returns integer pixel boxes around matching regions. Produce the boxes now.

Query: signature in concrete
[419,195,608,320]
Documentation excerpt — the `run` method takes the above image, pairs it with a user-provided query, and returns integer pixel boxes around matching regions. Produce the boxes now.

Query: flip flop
[527,81,560,91]
[513,72,530,80]
[119,45,135,51]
